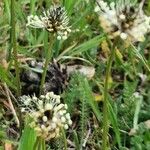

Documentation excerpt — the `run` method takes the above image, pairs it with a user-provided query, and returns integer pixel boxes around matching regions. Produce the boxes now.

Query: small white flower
[41,124,46,130]
[27,15,46,28]
[57,35,62,40]
[45,103,53,110]
[40,95,45,99]
[68,120,72,125]
[38,100,43,105]
[24,98,31,105]
[62,35,67,40]
[42,116,48,122]
[52,117,58,123]
[51,123,57,129]
[119,14,126,20]
[32,95,38,100]
[21,108,25,112]
[64,124,69,129]
[95,0,150,42]
[66,113,70,119]
[138,73,147,82]
[59,110,66,115]
[120,32,128,40]
[27,5,71,40]
[61,116,66,123]
[18,92,72,140]
[133,92,143,99]
[64,104,68,109]
[45,95,50,100]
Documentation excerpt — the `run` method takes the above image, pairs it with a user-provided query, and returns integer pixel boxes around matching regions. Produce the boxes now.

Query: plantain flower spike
[27,5,71,40]
[19,92,72,140]
[95,0,150,42]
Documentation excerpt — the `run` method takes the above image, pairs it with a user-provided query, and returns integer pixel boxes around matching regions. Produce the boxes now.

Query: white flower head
[133,92,143,99]
[27,5,71,40]
[18,92,72,140]
[95,0,150,42]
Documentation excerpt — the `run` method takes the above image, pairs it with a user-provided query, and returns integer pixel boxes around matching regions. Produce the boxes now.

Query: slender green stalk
[61,128,67,150]
[148,0,150,12]
[102,45,116,150]
[33,137,46,150]
[11,0,21,96]
[133,96,143,130]
[30,0,36,14]
[73,131,80,150]
[33,137,39,150]
[41,138,46,150]
[131,44,150,72]
[39,34,55,95]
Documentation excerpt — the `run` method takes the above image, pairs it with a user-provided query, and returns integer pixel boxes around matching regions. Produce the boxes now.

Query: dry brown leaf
[0,49,8,69]
[4,143,13,150]
[129,120,150,136]
[67,65,95,79]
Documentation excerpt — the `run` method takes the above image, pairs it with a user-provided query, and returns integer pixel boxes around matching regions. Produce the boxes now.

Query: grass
[10,0,21,96]
[0,0,150,150]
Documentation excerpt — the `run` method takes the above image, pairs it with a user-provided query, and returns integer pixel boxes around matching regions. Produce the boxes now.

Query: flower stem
[39,34,55,95]
[11,0,21,96]
[33,137,46,150]
[61,128,67,150]
[41,137,46,150]
[102,44,116,150]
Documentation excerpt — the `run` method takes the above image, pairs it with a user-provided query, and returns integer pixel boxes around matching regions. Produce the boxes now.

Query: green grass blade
[73,130,80,150]
[133,95,143,130]
[18,126,37,150]
[131,44,150,72]
[0,66,17,90]
[61,128,67,150]
[108,100,122,148]
[69,35,105,56]
[81,78,102,122]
